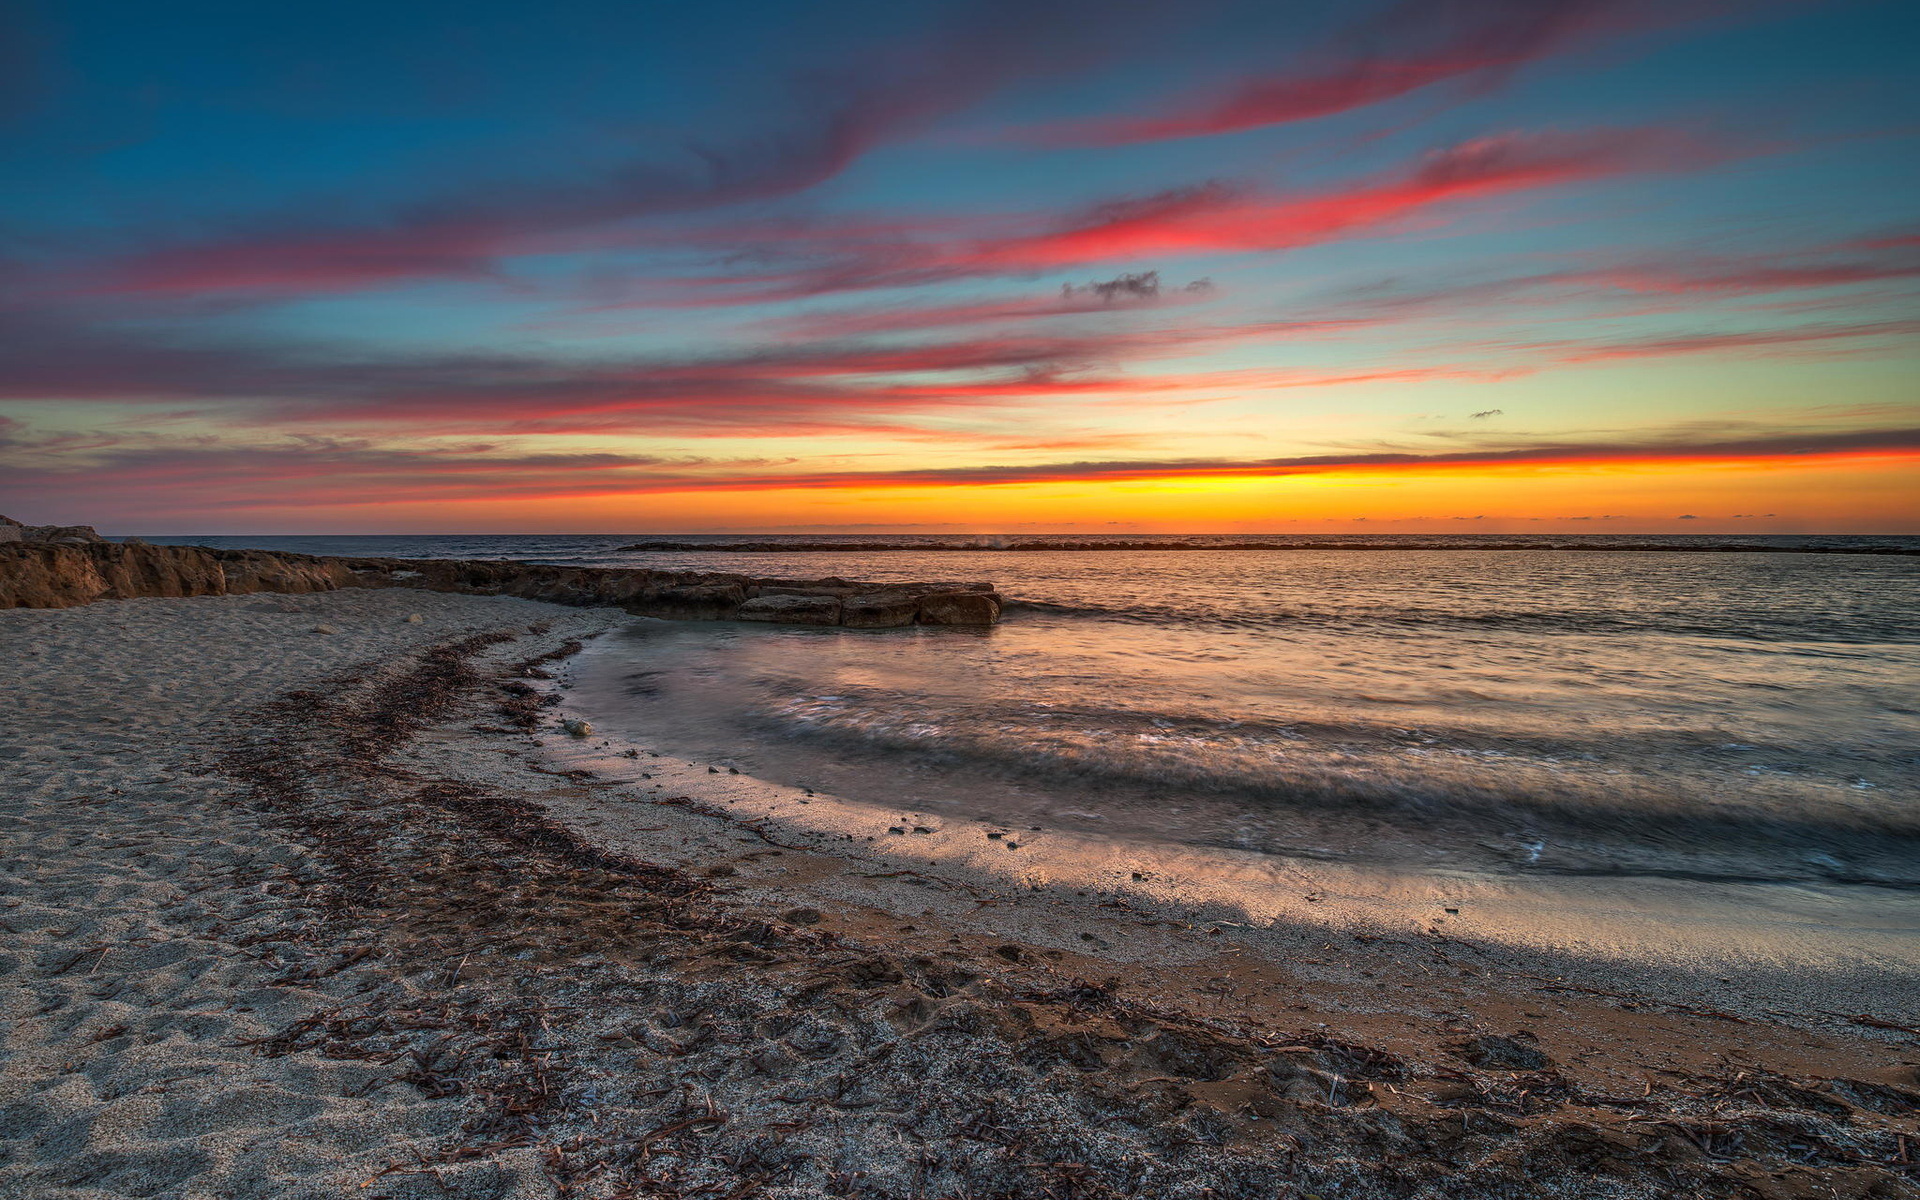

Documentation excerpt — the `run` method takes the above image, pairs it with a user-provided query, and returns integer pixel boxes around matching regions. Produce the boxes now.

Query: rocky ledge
[0,535,1000,627]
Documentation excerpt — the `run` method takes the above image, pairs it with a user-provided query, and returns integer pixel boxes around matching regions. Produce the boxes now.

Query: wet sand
[3,590,1916,1199]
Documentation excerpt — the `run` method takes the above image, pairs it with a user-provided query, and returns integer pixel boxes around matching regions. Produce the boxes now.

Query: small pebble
[405,613,423,624]
[311,624,339,635]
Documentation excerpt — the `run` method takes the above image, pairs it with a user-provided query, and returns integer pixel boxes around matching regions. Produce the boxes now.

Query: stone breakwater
[0,540,1001,627]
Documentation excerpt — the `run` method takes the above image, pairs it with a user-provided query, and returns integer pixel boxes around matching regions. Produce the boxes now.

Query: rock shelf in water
[0,536,1000,627]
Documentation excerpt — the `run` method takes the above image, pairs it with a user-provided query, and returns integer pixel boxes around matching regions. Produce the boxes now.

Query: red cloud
[6,424,1912,516]
[78,121,1724,313]
[1041,0,1737,145]
[593,126,1721,310]
[75,0,1175,299]
[1283,236,1920,328]
[965,130,1700,269]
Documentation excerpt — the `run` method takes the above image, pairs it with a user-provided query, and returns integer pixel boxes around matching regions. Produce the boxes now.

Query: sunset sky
[1,0,1915,533]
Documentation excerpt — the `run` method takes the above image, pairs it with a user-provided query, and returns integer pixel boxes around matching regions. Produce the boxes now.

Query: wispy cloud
[68,0,1191,299]
[1039,0,1753,145]
[6,422,1911,518]
[8,280,1909,454]
[601,126,1724,308]
[1293,235,1920,329]
[754,272,1217,337]
[1521,317,1920,362]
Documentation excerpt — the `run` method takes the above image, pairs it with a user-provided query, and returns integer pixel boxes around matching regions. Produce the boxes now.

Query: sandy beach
[4,588,1917,1200]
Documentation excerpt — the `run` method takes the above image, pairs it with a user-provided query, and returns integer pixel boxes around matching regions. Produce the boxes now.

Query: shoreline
[531,629,1920,1028]
[4,589,1917,1198]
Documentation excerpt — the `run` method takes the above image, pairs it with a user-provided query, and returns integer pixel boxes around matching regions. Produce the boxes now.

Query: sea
[149,533,1920,895]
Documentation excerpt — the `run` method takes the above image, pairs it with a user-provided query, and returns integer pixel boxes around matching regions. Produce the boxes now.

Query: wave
[1001,598,1913,644]
[734,687,1920,887]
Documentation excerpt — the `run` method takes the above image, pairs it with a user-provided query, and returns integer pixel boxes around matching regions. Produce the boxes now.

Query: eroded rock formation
[0,533,1000,627]
[0,515,106,545]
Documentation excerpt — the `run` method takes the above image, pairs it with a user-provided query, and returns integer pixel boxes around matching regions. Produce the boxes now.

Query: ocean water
[153,534,1920,889]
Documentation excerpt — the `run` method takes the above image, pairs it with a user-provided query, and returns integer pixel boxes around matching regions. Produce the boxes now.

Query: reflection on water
[567,548,1920,890]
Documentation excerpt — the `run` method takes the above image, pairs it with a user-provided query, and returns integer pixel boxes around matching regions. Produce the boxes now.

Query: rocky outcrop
[0,542,362,608]
[0,539,1001,627]
[0,514,105,545]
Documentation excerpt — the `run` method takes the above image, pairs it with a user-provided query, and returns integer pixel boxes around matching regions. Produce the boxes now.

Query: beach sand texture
[3,589,1916,1199]
[0,590,613,1197]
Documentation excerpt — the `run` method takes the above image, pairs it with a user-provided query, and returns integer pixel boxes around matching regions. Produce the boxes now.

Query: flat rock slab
[736,594,843,624]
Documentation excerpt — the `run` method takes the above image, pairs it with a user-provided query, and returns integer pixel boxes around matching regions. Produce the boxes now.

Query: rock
[749,584,856,599]
[914,590,1002,625]
[645,582,748,620]
[735,593,842,625]
[405,613,423,624]
[782,907,824,925]
[26,524,105,543]
[0,539,1003,626]
[312,624,339,634]
[120,537,149,546]
[1451,1033,1550,1071]
[562,717,593,737]
[0,517,107,548]
[0,542,357,608]
[840,590,920,628]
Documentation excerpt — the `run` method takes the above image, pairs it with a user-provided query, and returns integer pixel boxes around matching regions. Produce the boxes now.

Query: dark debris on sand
[204,627,1920,1200]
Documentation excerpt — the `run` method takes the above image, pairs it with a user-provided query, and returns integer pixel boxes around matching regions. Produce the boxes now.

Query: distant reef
[616,537,1918,555]
[0,522,1000,627]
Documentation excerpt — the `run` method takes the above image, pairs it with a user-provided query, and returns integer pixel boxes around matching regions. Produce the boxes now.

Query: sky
[0,0,1916,534]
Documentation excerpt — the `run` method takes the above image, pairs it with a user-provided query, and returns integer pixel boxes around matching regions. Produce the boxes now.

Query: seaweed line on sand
[200,625,1920,1200]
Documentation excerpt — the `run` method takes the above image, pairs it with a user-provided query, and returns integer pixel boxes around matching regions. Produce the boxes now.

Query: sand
[3,589,1916,1200]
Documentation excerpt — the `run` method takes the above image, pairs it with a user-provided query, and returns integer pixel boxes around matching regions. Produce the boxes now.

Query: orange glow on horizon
[117,450,1915,535]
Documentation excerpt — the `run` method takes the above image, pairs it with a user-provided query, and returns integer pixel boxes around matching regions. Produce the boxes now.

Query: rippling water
[154,533,1920,888]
